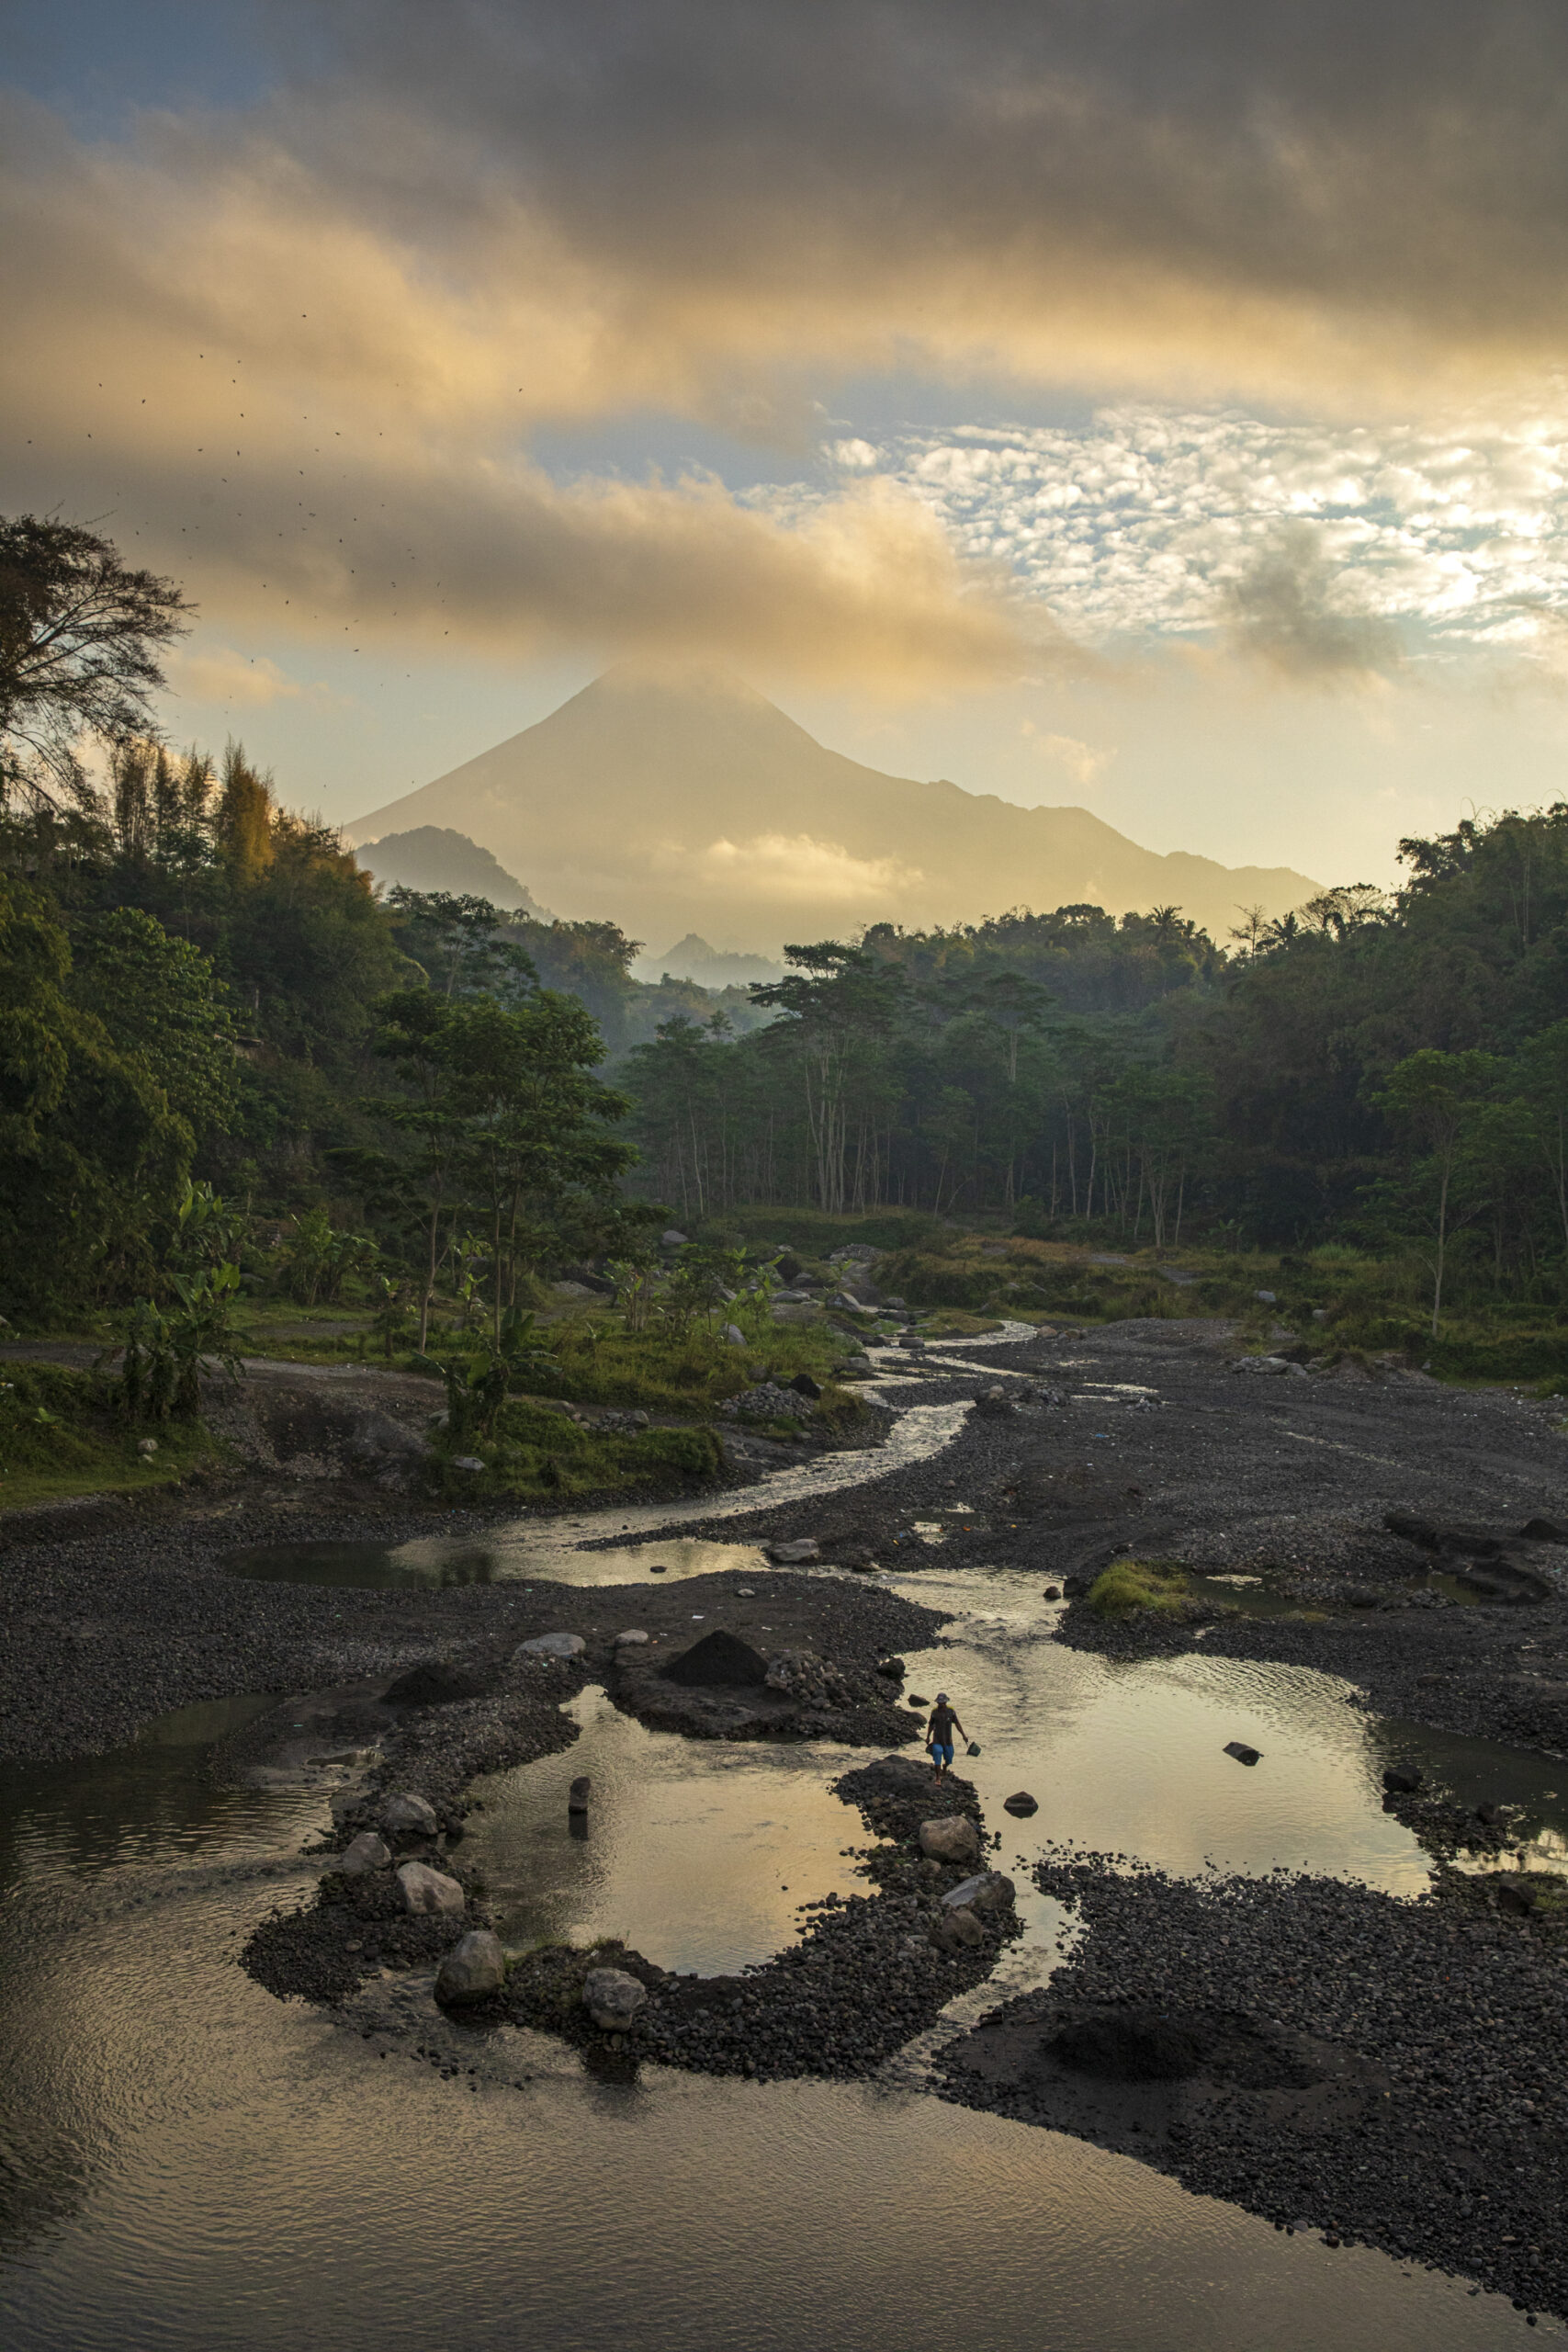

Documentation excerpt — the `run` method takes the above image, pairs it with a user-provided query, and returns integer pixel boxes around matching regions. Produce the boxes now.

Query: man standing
[926,1690,966,1781]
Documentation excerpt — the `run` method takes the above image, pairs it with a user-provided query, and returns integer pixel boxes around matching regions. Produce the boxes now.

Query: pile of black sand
[661,1630,769,1687]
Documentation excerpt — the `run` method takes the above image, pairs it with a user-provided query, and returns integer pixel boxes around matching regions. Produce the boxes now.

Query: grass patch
[0,1362,219,1511]
[429,1398,723,1503]
[1085,1558,1190,1619]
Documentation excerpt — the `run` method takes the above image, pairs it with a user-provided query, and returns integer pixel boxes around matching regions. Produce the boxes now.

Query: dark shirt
[928,1703,958,1744]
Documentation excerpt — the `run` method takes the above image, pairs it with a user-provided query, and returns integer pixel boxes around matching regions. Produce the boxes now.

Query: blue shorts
[931,1742,953,1767]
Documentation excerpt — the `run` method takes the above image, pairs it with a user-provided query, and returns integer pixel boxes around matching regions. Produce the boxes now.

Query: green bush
[430,1398,723,1502]
[1085,1559,1190,1619]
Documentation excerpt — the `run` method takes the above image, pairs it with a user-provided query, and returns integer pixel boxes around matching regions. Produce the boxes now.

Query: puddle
[226,1533,770,1589]
[468,1688,872,1973]
[880,1565,1568,1897]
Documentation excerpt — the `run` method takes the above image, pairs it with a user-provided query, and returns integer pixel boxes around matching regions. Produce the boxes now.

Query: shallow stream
[5,1377,1566,2346]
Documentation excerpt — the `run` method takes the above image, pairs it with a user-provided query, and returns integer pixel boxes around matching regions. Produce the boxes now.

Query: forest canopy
[5,517,1568,1351]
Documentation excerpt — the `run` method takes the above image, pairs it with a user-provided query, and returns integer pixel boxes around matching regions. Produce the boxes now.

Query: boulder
[973,1386,1016,1418]
[1003,1791,1039,1816]
[660,1228,688,1250]
[435,1928,505,2004]
[1228,1356,1290,1376]
[766,1538,820,1564]
[1382,1763,1426,1794]
[582,1965,648,2030]
[1043,1585,1062,1600]
[515,1631,587,1659]
[919,1815,982,1865]
[382,1790,439,1838]
[568,1775,592,1813]
[931,1905,986,1951]
[1255,1288,1278,1304]
[450,1455,487,1473]
[942,1870,1015,1914]
[722,1324,747,1345]
[396,1861,466,1916]
[614,1628,650,1648]
[334,1831,392,1874]
[663,1629,769,1687]
[874,1657,906,1681]
[1223,1741,1262,1767]
[790,1372,823,1400]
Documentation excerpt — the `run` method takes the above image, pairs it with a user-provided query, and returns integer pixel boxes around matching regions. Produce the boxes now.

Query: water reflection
[225,1532,770,1589]
[468,1688,871,1973]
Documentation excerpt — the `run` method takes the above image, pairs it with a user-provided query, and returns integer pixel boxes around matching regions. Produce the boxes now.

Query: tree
[1372,1048,1500,1336]
[70,907,238,1140]
[0,876,191,1315]
[440,991,637,1340]
[0,516,191,816]
[751,944,906,1213]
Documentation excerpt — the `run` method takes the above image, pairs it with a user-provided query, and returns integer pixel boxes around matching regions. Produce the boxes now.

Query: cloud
[1219,524,1404,679]
[0,91,1046,693]
[10,5,1568,690]
[166,646,310,707]
[1022,728,1115,789]
[690,832,923,904]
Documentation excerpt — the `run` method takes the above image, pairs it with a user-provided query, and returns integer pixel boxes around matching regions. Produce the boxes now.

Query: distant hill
[634,933,786,988]
[347,668,1319,946]
[355,825,555,920]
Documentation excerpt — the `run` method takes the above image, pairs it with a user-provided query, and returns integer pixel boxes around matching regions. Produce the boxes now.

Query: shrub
[1085,1559,1190,1619]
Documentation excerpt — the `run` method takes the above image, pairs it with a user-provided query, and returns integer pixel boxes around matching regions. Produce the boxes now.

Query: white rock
[382,1791,439,1837]
[435,1928,505,2004]
[766,1538,820,1564]
[397,1860,466,1916]
[660,1229,688,1249]
[919,1815,981,1865]
[450,1454,487,1472]
[1255,1288,1278,1304]
[136,1437,159,1457]
[614,1628,650,1646]
[516,1631,587,1658]
[722,1323,747,1345]
[1228,1355,1290,1376]
[335,1831,392,1874]
[582,1965,648,2030]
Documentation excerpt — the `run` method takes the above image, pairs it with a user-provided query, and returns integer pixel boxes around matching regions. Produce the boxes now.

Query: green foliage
[279,1207,377,1306]
[0,875,194,1317]
[429,1396,723,1502]
[0,1361,215,1510]
[118,1261,245,1419]
[1086,1559,1190,1619]
[68,906,238,1135]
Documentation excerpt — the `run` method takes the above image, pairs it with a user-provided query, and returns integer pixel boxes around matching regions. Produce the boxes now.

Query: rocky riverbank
[936,1847,1568,2324]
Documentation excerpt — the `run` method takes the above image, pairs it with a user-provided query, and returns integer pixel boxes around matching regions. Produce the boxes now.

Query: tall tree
[0,516,191,818]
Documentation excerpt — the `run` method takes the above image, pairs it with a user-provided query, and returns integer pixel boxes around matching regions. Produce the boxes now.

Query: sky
[8,0,1568,898]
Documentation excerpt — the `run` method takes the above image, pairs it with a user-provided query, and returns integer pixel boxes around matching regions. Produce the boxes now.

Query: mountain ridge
[346,668,1319,947]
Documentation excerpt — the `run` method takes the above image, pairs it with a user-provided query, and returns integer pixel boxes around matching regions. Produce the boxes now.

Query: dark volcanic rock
[662,1630,769,1687]
[938,1849,1568,2322]
[384,1659,490,1707]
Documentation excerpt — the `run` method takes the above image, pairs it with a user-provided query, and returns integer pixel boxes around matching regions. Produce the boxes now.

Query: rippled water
[6,1397,1568,2343]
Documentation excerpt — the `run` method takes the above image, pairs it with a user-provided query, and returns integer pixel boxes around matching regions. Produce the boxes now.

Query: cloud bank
[9,1,1568,688]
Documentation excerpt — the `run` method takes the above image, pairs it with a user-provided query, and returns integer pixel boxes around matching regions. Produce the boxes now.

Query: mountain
[346,668,1319,947]
[633,933,786,988]
[355,825,555,920]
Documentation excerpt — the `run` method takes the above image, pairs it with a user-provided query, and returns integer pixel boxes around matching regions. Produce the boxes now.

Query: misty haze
[6,8,1568,2352]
